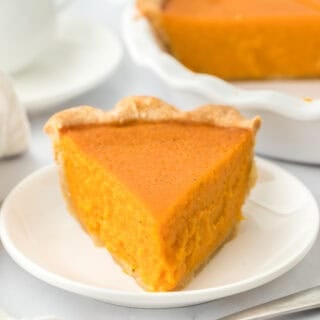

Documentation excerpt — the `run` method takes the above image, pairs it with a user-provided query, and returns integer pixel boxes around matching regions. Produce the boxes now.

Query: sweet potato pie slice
[44,96,261,291]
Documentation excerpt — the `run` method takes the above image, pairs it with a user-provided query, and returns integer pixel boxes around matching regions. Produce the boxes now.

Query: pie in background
[137,0,320,80]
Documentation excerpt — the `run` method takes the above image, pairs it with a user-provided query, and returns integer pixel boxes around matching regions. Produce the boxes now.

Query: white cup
[0,0,68,74]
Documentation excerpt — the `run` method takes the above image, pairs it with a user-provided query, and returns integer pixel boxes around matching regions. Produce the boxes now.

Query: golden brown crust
[136,0,170,49]
[137,0,165,15]
[44,96,261,142]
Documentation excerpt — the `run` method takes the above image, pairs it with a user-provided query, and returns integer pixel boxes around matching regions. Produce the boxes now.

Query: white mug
[0,0,68,74]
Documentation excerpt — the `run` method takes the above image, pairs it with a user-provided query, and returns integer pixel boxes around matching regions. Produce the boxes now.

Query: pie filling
[139,0,320,79]
[164,0,320,18]
[55,121,255,291]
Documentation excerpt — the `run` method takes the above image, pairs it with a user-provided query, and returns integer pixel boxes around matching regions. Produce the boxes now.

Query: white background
[0,1,319,319]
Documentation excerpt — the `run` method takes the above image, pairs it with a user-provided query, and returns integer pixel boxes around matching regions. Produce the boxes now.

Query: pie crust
[45,96,261,141]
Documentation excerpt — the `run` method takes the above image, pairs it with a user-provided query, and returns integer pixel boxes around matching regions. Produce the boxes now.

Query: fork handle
[220,286,320,320]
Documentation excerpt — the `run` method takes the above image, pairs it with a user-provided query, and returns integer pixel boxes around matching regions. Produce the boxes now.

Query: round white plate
[123,5,320,164]
[13,15,122,113]
[0,158,319,308]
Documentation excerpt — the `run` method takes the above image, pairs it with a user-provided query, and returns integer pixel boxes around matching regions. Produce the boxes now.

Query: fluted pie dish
[44,96,260,291]
[138,0,320,80]
[124,2,320,164]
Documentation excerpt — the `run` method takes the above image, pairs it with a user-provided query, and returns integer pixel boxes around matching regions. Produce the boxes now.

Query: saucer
[0,158,318,308]
[13,15,122,113]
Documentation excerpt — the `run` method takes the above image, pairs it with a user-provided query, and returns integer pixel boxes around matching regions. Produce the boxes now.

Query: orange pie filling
[54,122,255,291]
[139,0,320,79]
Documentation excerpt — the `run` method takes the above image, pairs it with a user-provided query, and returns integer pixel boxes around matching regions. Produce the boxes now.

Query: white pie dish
[123,4,320,164]
[0,158,318,308]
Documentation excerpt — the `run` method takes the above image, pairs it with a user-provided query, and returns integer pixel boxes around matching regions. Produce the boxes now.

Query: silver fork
[220,286,320,320]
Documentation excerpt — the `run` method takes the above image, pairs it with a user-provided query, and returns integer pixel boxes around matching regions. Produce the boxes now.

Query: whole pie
[45,96,261,291]
[137,0,320,80]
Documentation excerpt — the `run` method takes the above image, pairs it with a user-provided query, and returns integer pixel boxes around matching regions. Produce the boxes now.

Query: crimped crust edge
[44,96,261,141]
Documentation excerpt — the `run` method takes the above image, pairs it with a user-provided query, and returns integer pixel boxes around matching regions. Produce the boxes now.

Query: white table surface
[1,1,320,319]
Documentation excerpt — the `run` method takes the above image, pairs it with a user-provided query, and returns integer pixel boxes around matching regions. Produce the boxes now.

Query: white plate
[12,15,122,113]
[0,158,318,308]
[123,5,320,164]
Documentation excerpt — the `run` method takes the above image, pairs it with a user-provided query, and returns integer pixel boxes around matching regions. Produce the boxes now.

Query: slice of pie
[44,96,261,291]
[137,0,320,80]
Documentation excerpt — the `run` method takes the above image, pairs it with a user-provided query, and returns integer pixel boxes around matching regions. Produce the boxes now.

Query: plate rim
[0,158,319,308]
[122,4,320,121]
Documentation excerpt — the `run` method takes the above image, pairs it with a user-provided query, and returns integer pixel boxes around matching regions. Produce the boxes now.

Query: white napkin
[0,71,30,158]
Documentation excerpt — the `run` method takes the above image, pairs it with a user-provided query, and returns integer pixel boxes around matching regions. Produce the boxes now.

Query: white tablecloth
[0,1,319,319]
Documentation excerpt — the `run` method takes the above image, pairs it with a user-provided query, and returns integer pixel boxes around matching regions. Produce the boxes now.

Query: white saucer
[0,158,319,308]
[13,15,122,113]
